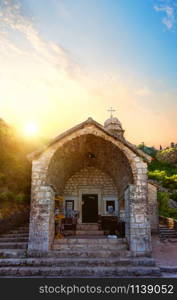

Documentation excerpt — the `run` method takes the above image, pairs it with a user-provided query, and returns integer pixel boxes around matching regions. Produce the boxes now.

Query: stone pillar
[28,185,55,252]
[128,184,152,256]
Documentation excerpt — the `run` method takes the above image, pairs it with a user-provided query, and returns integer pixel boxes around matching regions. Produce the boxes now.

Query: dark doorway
[82,194,98,223]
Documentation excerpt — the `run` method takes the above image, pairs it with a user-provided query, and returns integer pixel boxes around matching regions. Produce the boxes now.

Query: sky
[0,0,177,147]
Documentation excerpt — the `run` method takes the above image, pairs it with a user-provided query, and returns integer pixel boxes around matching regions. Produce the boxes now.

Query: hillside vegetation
[0,119,31,218]
[156,148,177,164]
[138,143,177,219]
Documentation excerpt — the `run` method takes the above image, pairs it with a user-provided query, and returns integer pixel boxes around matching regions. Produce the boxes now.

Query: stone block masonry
[28,185,55,252]
[64,167,117,196]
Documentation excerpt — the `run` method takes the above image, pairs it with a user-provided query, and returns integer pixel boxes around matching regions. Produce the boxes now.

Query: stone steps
[0,243,27,249]
[76,224,99,230]
[0,224,161,278]
[0,257,156,267]
[53,236,127,250]
[160,232,177,235]
[54,238,126,244]
[160,231,177,234]
[160,229,176,233]
[0,237,28,243]
[159,226,177,239]
[0,224,29,259]
[160,266,177,274]
[0,249,27,258]
[160,234,177,238]
[75,230,104,235]
[53,244,127,251]
[29,249,132,258]
[0,266,160,277]
[8,230,29,234]
[0,234,29,239]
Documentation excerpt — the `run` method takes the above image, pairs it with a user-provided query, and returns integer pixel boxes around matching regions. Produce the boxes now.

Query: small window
[106,200,115,213]
[65,200,74,211]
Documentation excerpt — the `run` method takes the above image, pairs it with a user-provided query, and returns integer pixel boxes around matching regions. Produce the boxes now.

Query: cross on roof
[108,107,116,118]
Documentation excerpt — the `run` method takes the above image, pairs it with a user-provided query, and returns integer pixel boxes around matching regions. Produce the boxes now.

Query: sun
[24,121,39,137]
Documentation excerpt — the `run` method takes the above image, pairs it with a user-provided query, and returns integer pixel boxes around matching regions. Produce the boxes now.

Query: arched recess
[46,134,134,201]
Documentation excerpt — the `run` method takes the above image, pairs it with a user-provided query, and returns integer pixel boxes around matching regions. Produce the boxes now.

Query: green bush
[157,191,177,219]
[148,160,177,190]
[158,191,169,213]
[159,148,176,155]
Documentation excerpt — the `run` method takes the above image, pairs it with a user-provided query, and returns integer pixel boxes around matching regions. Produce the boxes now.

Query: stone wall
[64,167,117,196]
[148,183,159,233]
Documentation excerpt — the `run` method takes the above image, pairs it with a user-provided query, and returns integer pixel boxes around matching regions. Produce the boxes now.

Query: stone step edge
[54,239,126,243]
[0,258,156,266]
[0,233,29,238]
[76,230,104,233]
[1,249,130,253]
[26,251,132,258]
[0,266,161,273]
[52,247,128,251]
[0,239,28,242]
[0,257,155,262]
[160,266,177,273]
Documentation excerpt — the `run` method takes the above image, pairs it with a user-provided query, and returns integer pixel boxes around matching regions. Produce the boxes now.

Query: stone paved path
[152,234,177,277]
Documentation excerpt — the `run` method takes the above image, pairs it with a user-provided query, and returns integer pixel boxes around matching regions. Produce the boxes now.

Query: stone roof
[28,117,152,162]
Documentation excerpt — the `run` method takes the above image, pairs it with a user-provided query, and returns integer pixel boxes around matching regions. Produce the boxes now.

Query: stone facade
[64,166,117,196]
[63,166,118,223]
[28,117,156,257]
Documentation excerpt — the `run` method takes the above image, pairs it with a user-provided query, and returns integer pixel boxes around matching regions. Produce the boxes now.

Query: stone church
[28,114,158,258]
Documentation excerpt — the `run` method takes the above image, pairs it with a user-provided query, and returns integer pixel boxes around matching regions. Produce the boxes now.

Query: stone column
[128,183,152,256]
[28,185,55,253]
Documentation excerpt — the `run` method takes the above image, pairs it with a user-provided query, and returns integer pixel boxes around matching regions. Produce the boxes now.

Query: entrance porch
[28,120,152,257]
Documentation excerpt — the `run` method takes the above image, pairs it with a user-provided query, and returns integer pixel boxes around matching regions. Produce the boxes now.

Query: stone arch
[46,133,134,199]
[31,125,144,192]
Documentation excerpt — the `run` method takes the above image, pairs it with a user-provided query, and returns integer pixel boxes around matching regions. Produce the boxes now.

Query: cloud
[154,1,177,29]
[0,1,86,112]
[0,0,81,75]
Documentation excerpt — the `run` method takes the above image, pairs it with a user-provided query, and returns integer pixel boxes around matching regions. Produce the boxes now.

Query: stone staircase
[159,225,177,241]
[0,225,28,258]
[0,224,161,277]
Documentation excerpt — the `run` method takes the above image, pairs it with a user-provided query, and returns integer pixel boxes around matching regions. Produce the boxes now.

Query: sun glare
[24,121,39,137]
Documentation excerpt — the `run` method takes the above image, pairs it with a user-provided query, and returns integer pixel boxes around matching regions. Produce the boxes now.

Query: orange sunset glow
[0,0,177,148]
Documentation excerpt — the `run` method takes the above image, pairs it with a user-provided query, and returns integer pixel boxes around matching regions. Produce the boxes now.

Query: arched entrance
[28,119,152,256]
